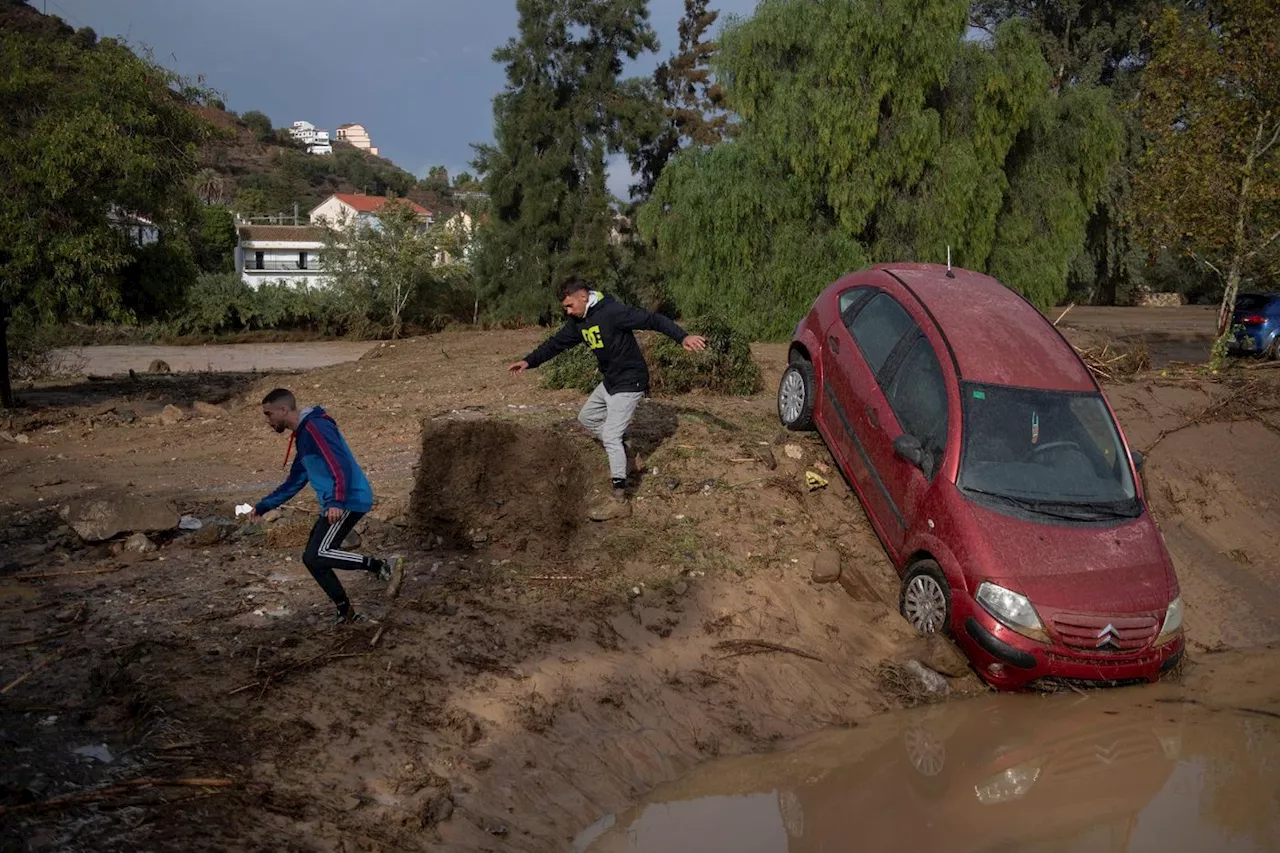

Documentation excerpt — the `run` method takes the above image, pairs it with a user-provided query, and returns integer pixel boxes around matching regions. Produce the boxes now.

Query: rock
[191,524,224,547]
[123,532,157,553]
[178,515,203,531]
[756,446,777,470]
[784,444,803,460]
[672,581,689,596]
[0,431,14,443]
[904,660,950,695]
[64,496,179,543]
[811,550,842,584]
[72,744,114,764]
[344,530,362,549]
[148,359,171,373]
[262,508,283,523]
[426,793,454,825]
[340,795,362,812]
[15,434,30,445]
[443,603,459,617]
[918,634,971,678]
[193,401,225,418]
[159,404,185,426]
[484,819,509,837]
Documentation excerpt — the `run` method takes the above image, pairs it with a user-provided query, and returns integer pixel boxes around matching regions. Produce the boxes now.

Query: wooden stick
[369,626,386,648]
[713,639,824,663]
[0,777,233,817]
[1,648,65,695]
[11,565,126,581]
[1053,303,1075,326]
[0,628,74,648]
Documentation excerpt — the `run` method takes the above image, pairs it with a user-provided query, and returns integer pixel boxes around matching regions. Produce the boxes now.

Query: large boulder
[61,496,179,543]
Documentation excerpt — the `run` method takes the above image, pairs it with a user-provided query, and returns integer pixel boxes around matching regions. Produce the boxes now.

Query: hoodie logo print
[582,325,604,349]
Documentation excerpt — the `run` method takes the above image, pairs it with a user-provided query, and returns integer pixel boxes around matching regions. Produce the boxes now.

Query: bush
[8,313,88,382]
[166,273,349,337]
[540,313,762,396]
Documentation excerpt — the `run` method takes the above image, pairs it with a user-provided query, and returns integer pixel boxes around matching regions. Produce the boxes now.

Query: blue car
[1231,292,1280,358]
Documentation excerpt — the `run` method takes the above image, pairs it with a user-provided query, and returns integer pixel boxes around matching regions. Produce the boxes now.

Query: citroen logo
[1096,624,1120,649]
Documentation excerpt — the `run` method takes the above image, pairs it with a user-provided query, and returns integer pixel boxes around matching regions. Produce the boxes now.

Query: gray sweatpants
[579,383,644,482]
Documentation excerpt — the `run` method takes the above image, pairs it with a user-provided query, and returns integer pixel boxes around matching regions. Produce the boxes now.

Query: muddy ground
[2,329,1279,852]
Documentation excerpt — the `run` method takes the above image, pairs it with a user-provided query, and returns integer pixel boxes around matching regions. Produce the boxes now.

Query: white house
[309,193,433,230]
[108,208,160,247]
[234,225,328,289]
[288,120,332,155]
[335,123,378,156]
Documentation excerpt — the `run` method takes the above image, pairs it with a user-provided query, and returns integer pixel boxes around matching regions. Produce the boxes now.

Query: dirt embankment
[1,329,1279,851]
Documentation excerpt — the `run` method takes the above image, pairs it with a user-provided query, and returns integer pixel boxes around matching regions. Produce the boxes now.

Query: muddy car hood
[963,499,1175,614]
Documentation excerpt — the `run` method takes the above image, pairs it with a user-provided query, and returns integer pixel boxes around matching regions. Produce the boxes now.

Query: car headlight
[976,582,1048,642]
[974,759,1042,805]
[1156,595,1183,646]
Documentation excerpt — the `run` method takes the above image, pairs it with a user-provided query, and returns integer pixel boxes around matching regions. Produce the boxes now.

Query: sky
[32,0,763,199]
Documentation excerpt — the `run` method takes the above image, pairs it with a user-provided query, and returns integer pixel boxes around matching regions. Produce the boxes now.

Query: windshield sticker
[1032,411,1040,445]
[972,390,986,400]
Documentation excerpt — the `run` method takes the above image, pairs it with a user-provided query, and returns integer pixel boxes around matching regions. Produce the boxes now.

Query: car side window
[886,336,948,466]
[838,287,873,325]
[847,292,916,376]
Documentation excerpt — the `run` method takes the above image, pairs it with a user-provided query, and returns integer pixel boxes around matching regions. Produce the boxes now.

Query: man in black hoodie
[509,279,706,520]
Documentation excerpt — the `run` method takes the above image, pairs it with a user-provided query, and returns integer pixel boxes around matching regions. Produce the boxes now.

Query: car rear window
[1235,294,1275,312]
[848,292,916,376]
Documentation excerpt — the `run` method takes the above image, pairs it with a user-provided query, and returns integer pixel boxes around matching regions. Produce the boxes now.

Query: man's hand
[508,360,529,374]
[683,335,708,353]
[247,510,260,523]
[325,506,342,524]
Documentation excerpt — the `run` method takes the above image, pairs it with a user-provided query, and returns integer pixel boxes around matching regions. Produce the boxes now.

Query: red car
[779,263,1184,690]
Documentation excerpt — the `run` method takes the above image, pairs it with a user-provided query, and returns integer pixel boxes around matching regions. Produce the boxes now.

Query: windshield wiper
[962,489,1137,521]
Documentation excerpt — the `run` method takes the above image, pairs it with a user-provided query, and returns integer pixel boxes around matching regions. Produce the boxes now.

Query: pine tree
[472,0,657,322]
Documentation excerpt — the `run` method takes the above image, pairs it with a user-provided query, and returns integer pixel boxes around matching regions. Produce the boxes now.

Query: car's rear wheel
[778,359,815,431]
[900,561,952,635]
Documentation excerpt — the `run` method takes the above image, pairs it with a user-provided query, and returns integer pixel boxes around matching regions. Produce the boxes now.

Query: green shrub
[166,273,349,337]
[540,313,762,396]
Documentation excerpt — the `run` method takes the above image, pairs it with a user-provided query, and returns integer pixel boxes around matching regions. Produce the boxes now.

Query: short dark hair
[261,388,296,408]
[557,278,589,300]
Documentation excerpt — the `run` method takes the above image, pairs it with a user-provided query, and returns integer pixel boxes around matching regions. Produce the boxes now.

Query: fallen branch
[0,628,74,648]
[1,648,65,695]
[1053,303,1075,326]
[10,565,126,581]
[0,777,233,817]
[225,645,367,698]
[714,639,824,663]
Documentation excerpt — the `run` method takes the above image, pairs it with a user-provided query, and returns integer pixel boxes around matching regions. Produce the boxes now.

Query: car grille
[1052,613,1159,653]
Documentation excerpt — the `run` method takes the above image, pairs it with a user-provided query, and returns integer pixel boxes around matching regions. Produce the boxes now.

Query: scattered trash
[72,744,114,764]
[904,660,950,694]
[805,471,829,491]
[178,515,203,531]
[784,444,803,460]
[234,503,254,518]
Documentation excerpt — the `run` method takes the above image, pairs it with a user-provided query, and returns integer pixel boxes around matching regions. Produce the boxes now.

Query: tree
[191,205,238,274]
[632,0,730,197]
[471,0,658,323]
[231,187,271,219]
[452,171,481,191]
[192,167,232,206]
[242,109,273,142]
[0,27,209,406]
[1134,0,1280,339]
[641,0,1123,339]
[422,165,451,194]
[320,200,442,339]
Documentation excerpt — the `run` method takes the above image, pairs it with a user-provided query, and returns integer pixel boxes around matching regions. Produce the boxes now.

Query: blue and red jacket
[254,406,374,516]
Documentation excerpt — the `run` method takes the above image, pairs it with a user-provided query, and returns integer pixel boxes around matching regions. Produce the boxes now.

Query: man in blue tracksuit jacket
[249,388,402,625]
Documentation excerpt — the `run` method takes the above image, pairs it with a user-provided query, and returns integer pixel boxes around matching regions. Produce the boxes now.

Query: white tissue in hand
[234,503,253,517]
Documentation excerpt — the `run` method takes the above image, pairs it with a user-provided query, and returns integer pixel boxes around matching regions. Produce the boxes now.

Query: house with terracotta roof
[309,193,433,231]
[234,224,328,289]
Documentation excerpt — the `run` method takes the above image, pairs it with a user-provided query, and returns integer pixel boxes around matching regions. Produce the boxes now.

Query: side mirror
[894,433,925,469]
[1131,450,1145,471]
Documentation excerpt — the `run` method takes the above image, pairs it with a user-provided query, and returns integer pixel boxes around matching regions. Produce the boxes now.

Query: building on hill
[335,122,378,156]
[288,120,332,155]
[234,224,328,289]
[309,193,432,230]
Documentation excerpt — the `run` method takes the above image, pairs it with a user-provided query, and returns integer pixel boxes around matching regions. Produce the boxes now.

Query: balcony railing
[246,262,325,273]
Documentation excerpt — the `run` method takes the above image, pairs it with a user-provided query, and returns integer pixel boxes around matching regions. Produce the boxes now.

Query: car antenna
[946,245,955,278]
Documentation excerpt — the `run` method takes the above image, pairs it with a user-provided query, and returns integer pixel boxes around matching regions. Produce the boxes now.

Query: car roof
[873,263,1097,392]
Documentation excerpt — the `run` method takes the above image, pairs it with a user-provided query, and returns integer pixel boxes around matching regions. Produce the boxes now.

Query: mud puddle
[575,686,1280,852]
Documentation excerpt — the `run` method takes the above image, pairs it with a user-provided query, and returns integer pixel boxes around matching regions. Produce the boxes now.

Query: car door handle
[866,405,879,428]
[827,335,840,354]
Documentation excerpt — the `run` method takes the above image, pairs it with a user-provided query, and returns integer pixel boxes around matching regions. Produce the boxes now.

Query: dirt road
[56,342,377,376]
[1,328,1278,851]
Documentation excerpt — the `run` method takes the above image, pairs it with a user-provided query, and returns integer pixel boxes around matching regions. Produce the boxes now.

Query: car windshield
[1234,294,1276,313]
[958,383,1139,520]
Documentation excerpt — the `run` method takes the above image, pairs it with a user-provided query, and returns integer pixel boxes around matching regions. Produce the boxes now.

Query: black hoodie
[523,292,689,394]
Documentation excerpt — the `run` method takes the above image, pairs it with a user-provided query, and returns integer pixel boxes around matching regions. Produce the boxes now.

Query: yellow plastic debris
[805,470,829,491]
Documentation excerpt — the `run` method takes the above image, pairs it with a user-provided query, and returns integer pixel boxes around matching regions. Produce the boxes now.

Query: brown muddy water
[573,688,1280,853]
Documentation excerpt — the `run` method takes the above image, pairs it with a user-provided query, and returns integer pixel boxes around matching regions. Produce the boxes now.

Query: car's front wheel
[778,359,815,431]
[900,560,952,635]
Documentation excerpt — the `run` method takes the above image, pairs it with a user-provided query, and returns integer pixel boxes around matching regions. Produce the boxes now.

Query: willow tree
[642,0,1124,338]
[1134,0,1280,338]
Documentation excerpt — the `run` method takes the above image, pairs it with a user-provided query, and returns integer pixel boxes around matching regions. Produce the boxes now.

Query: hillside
[1,0,458,220]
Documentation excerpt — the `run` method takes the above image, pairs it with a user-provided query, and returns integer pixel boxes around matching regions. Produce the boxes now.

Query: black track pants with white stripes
[301,510,381,613]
